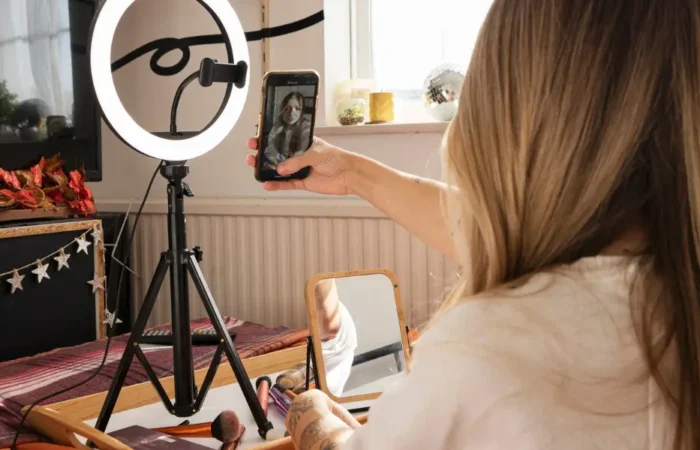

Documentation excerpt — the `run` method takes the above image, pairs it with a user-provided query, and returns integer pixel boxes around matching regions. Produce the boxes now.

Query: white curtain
[0,0,73,118]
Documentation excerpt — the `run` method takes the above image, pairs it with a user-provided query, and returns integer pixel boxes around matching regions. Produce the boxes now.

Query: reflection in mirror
[312,273,407,399]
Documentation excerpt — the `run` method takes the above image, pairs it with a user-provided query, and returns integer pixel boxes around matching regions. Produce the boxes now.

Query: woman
[247,0,699,448]
[263,91,311,169]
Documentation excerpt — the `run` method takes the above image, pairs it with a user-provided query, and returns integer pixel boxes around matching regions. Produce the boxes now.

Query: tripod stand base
[93,164,273,439]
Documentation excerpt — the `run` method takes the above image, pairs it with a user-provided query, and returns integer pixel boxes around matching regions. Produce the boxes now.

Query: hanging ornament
[31,260,50,283]
[6,270,24,294]
[88,274,106,293]
[53,248,71,271]
[76,235,91,254]
[104,309,123,326]
[91,226,103,244]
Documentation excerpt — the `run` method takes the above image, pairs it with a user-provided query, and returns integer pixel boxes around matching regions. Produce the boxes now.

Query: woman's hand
[286,390,360,450]
[246,136,356,195]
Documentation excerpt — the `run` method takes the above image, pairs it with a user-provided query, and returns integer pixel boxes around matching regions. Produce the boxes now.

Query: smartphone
[255,70,320,182]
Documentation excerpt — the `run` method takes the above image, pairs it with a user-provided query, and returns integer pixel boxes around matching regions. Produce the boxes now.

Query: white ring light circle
[90,0,249,161]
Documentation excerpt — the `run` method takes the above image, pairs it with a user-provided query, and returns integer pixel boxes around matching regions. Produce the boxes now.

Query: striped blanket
[0,317,308,447]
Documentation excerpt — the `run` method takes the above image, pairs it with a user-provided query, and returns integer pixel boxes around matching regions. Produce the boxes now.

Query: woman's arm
[247,137,457,260]
[346,154,456,260]
[314,279,341,341]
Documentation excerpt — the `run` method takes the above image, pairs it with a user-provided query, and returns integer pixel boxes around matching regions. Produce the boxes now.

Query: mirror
[305,269,411,403]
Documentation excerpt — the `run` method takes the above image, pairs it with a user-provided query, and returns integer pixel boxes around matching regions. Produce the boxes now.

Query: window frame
[346,0,436,124]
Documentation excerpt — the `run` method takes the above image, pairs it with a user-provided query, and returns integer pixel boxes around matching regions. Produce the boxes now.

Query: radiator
[126,204,459,329]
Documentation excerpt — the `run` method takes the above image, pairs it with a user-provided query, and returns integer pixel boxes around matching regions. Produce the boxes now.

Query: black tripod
[95,163,273,438]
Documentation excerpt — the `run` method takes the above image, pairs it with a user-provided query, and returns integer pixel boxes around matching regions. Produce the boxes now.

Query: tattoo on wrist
[299,417,325,450]
[287,396,315,435]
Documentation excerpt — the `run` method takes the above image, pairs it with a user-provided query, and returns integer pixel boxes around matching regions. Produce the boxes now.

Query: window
[0,0,73,119]
[350,0,493,123]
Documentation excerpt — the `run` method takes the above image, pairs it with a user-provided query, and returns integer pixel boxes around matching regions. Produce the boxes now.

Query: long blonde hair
[440,1,700,448]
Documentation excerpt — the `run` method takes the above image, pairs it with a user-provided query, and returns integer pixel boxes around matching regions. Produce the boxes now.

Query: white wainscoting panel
[116,199,459,329]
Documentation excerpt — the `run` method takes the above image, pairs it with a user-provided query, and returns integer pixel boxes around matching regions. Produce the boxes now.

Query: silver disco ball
[422,63,465,121]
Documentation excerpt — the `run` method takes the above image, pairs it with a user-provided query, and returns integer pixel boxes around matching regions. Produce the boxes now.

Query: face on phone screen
[259,77,318,176]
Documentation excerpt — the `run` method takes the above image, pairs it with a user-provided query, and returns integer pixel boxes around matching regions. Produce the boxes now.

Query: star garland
[104,308,123,327]
[1,224,106,297]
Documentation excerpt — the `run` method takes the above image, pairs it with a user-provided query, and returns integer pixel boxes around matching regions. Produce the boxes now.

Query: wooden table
[29,343,382,450]
[47,345,307,422]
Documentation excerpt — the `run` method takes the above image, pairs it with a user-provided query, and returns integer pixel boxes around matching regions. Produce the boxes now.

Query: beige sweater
[342,256,676,449]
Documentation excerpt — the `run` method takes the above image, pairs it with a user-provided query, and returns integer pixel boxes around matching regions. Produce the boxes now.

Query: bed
[0,317,308,448]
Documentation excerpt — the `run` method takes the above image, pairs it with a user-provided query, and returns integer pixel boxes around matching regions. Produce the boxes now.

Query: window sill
[315,121,448,137]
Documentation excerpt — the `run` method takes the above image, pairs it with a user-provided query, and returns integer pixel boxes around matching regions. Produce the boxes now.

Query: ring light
[89,0,249,161]
[87,0,273,440]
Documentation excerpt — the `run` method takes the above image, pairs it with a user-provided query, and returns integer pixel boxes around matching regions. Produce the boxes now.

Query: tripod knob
[193,246,203,262]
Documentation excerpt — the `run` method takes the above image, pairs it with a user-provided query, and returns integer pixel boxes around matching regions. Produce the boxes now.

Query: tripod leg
[95,253,170,432]
[193,343,224,409]
[186,255,274,439]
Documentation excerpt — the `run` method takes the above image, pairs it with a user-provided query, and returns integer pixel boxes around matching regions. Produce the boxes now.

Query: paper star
[104,309,123,326]
[87,274,106,293]
[91,227,103,243]
[53,249,71,271]
[76,235,91,254]
[6,270,24,294]
[32,260,50,283]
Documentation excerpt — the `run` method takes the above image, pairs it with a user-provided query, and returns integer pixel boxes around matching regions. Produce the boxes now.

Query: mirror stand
[304,269,412,404]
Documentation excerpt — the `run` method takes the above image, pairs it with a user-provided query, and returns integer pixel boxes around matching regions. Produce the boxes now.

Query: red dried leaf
[0,189,14,207]
[0,189,17,200]
[83,183,93,200]
[18,189,36,203]
[15,170,34,187]
[82,200,94,215]
[43,154,64,173]
[63,188,77,201]
[47,189,65,204]
[68,199,90,214]
[31,164,43,187]
[68,170,82,193]
[39,157,47,171]
[47,168,68,187]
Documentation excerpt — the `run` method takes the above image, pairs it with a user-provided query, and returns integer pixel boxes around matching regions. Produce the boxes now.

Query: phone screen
[258,72,319,181]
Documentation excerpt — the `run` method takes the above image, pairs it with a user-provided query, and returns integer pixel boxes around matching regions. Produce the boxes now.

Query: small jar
[336,96,367,126]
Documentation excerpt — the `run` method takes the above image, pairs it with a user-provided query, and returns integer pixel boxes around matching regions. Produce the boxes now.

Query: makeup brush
[212,410,244,443]
[256,376,272,417]
[153,410,244,443]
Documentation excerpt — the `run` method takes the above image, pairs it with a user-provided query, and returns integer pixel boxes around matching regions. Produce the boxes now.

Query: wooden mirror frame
[305,268,411,404]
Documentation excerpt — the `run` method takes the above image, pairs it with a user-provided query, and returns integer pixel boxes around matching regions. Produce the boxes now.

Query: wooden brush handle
[152,423,212,439]
[20,405,130,450]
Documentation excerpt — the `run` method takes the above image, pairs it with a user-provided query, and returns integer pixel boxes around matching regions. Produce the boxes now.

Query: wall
[92,0,453,329]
